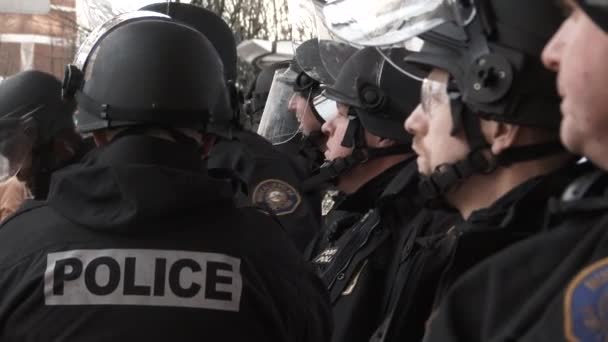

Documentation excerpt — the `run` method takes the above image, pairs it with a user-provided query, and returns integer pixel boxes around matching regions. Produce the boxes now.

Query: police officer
[0,70,90,200]
[0,12,331,341]
[313,0,586,340]
[342,1,590,341]
[305,46,442,342]
[280,38,350,175]
[414,2,608,341]
[245,61,291,128]
[142,3,321,252]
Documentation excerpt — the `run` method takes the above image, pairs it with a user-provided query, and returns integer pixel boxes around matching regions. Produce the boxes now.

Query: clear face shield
[257,68,302,144]
[289,0,341,86]
[311,0,476,48]
[311,0,474,80]
[80,0,178,31]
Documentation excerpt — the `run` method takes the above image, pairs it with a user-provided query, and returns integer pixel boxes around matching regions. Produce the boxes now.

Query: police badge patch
[564,258,608,342]
[252,179,302,216]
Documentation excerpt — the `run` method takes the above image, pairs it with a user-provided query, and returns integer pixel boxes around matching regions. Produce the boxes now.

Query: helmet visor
[313,0,476,47]
[257,68,301,144]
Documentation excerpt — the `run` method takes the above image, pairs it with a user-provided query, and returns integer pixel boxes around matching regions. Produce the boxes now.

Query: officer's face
[289,92,322,136]
[322,103,353,161]
[405,69,470,176]
[542,1,608,170]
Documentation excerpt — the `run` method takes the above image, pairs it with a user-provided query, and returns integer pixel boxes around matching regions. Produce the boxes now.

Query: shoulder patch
[252,179,301,216]
[564,258,608,342]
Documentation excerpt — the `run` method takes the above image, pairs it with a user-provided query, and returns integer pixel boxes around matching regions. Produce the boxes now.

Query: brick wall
[0,0,77,80]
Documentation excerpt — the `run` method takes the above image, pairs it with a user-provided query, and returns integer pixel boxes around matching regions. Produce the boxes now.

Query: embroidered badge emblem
[565,258,608,342]
[252,179,302,216]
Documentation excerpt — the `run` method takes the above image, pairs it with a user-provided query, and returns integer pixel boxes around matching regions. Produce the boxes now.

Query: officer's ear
[481,119,519,156]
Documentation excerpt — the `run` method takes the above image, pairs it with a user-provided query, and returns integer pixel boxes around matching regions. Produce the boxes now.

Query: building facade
[0,0,78,81]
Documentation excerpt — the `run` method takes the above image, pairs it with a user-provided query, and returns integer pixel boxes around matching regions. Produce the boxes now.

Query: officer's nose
[321,115,336,137]
[405,104,426,136]
[542,22,567,72]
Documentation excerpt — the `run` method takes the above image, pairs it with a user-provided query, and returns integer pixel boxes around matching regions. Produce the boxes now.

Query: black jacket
[309,159,436,342]
[379,162,583,342]
[208,130,321,252]
[0,135,331,342]
[424,166,608,342]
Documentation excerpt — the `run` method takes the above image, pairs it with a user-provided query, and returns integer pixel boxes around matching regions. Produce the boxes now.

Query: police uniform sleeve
[296,266,333,342]
[240,208,332,342]
[422,222,601,342]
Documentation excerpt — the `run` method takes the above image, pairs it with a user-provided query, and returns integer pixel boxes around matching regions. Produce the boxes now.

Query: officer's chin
[415,157,431,176]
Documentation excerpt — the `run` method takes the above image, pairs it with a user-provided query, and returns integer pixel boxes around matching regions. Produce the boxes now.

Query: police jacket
[0,135,332,342]
[376,162,583,342]
[423,165,608,342]
[208,130,321,252]
[309,158,426,342]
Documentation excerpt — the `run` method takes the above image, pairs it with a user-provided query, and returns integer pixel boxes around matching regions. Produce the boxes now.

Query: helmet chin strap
[301,112,409,192]
[418,92,566,206]
[299,131,326,165]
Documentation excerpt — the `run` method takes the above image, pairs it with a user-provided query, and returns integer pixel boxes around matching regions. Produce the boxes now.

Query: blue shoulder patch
[252,179,302,216]
[565,258,608,341]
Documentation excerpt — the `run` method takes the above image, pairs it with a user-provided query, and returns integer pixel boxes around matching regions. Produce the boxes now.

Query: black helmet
[62,12,229,134]
[0,70,75,146]
[293,39,336,93]
[324,47,419,143]
[578,0,608,33]
[302,48,419,191]
[403,0,567,201]
[140,3,237,82]
[406,0,563,129]
[140,3,240,138]
[0,70,84,198]
[0,70,77,185]
[245,61,291,116]
[290,40,356,125]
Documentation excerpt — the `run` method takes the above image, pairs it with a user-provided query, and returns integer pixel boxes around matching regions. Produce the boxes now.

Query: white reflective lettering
[44,249,242,312]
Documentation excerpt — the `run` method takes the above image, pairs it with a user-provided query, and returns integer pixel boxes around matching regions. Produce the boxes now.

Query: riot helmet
[325,47,421,143]
[0,70,86,199]
[140,3,237,82]
[577,0,608,33]
[291,39,357,127]
[401,0,567,201]
[140,3,238,137]
[302,47,420,190]
[0,70,76,186]
[293,39,334,92]
[62,11,228,136]
[245,61,291,121]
